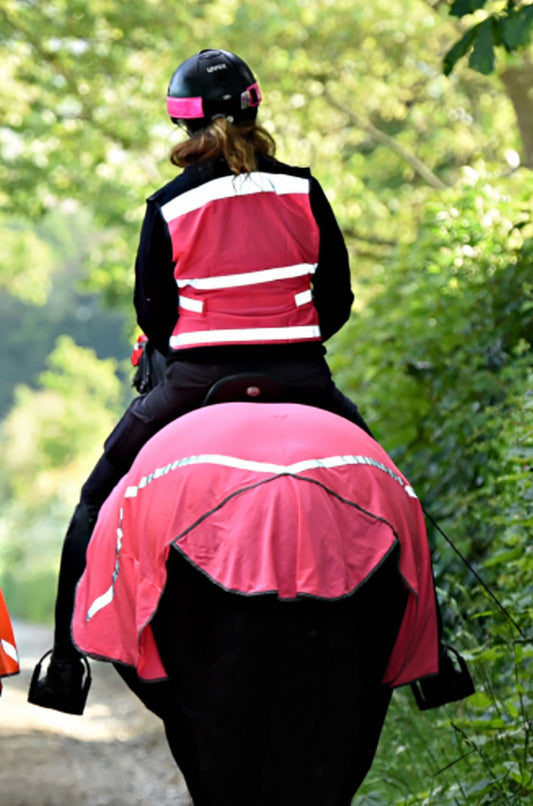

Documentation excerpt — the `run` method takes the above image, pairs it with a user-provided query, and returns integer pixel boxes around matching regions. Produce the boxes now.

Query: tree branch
[323,88,448,190]
[0,7,136,154]
[342,228,396,248]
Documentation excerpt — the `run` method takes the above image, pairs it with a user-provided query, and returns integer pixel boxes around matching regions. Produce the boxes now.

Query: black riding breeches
[102,357,371,471]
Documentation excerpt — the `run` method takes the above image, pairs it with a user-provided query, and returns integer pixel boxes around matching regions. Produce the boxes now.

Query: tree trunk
[500,64,533,169]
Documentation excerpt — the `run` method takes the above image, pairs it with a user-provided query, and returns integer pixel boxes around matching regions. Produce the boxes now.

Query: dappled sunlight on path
[0,621,192,806]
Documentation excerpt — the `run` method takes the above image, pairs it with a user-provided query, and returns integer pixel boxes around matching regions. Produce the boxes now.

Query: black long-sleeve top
[134,154,354,362]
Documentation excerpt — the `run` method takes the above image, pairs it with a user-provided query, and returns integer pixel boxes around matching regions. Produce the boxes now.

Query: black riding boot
[28,450,128,714]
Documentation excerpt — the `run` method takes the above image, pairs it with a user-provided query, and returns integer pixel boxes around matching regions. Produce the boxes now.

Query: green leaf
[467,691,493,709]
[501,7,533,51]
[468,19,495,74]
[443,27,477,76]
[450,0,488,18]
[483,546,523,567]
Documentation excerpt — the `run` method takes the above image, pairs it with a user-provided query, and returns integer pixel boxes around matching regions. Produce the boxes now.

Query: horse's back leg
[152,548,406,806]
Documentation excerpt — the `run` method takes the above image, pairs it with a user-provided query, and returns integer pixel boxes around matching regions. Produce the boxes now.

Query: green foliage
[333,167,532,487]
[2,335,124,498]
[331,167,533,804]
[0,221,55,304]
[0,337,127,622]
[0,208,132,418]
[0,1,532,800]
[444,1,533,75]
[451,0,488,14]
[1,0,528,307]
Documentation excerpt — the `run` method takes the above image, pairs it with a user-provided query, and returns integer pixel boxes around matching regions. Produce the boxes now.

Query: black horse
[67,379,448,806]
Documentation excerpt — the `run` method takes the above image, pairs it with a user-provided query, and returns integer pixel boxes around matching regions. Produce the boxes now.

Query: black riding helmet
[166,49,262,133]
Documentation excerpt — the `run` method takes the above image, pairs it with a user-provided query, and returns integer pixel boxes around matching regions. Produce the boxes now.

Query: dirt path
[0,621,193,806]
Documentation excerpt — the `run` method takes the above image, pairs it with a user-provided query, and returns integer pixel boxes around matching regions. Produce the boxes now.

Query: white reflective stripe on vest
[295,289,313,306]
[124,453,418,499]
[176,263,317,292]
[161,172,310,223]
[179,295,204,313]
[170,325,321,349]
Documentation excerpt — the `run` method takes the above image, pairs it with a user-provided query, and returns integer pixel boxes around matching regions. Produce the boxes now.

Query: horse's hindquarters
[151,548,406,806]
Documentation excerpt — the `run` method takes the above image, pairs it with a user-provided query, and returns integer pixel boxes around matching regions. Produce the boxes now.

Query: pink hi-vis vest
[73,403,439,686]
[0,588,19,692]
[161,172,322,350]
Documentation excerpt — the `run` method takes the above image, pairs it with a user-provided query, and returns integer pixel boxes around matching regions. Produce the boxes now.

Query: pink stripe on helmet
[167,96,204,119]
